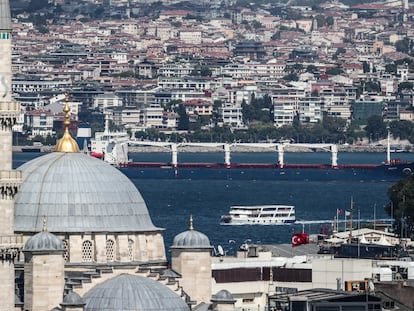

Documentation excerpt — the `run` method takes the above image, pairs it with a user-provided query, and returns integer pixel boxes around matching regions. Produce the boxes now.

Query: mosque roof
[171,216,212,249]
[83,274,190,311]
[23,230,63,252]
[14,152,160,233]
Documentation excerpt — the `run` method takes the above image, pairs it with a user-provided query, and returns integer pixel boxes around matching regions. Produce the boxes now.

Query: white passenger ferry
[220,205,295,225]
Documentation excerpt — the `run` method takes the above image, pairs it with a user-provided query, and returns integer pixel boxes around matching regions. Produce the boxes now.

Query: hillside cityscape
[8,0,414,147]
[3,1,414,311]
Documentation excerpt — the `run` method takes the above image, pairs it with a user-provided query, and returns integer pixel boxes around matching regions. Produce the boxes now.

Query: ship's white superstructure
[90,115,130,165]
[220,205,295,225]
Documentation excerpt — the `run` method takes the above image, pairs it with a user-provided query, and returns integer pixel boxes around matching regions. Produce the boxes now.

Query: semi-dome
[14,152,159,233]
[172,216,211,249]
[83,274,190,311]
[23,231,63,252]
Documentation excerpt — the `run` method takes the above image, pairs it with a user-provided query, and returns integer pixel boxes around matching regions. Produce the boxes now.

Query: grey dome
[61,291,84,306]
[211,289,236,303]
[83,274,190,311]
[24,231,63,252]
[15,152,159,233]
[172,229,211,249]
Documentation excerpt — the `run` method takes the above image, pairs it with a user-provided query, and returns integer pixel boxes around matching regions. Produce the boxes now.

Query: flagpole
[348,197,354,244]
[336,209,339,232]
[345,213,347,232]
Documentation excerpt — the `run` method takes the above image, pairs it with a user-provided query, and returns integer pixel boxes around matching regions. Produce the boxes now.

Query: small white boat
[220,205,295,225]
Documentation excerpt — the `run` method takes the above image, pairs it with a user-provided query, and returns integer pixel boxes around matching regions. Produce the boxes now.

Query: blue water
[14,152,412,255]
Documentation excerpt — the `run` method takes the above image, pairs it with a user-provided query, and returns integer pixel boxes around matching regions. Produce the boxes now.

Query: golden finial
[189,214,194,231]
[55,93,80,153]
[42,216,47,232]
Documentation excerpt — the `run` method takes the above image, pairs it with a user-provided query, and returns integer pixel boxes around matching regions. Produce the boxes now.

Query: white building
[93,92,123,112]
[24,110,54,137]
[218,102,244,128]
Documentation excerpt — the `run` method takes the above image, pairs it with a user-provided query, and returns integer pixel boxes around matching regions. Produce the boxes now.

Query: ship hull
[118,162,414,181]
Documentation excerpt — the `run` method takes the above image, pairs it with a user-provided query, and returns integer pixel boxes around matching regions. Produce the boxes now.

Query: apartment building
[93,92,123,111]
[218,102,244,128]
[24,110,55,137]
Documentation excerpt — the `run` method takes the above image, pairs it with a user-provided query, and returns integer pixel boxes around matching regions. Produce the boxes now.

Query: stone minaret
[0,1,22,311]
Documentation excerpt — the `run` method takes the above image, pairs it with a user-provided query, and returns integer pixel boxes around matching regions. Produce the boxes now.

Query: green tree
[387,176,414,238]
[282,73,298,81]
[177,104,189,130]
[398,82,413,93]
[362,61,370,73]
[395,37,410,54]
[365,81,381,93]
[385,63,397,74]
[325,67,343,75]
[365,115,387,142]
[252,20,263,29]
[306,65,318,73]
[271,31,281,40]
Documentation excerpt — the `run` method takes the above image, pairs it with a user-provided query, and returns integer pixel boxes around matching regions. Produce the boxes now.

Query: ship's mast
[386,128,391,164]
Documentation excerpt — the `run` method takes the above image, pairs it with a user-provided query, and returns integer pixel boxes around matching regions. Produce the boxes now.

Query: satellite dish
[218,245,224,256]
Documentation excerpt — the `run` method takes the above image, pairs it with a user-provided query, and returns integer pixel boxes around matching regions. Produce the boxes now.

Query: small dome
[172,216,211,249]
[61,291,84,306]
[211,289,236,303]
[172,230,211,248]
[83,274,190,311]
[24,231,63,252]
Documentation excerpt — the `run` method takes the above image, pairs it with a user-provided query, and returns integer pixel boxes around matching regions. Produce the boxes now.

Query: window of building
[128,239,134,261]
[63,239,69,262]
[106,239,115,262]
[82,240,94,262]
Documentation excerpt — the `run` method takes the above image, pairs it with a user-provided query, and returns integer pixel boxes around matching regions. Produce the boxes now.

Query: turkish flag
[292,233,309,247]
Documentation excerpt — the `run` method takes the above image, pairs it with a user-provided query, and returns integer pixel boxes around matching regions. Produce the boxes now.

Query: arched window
[82,240,93,262]
[106,239,115,262]
[63,239,69,262]
[128,239,134,261]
